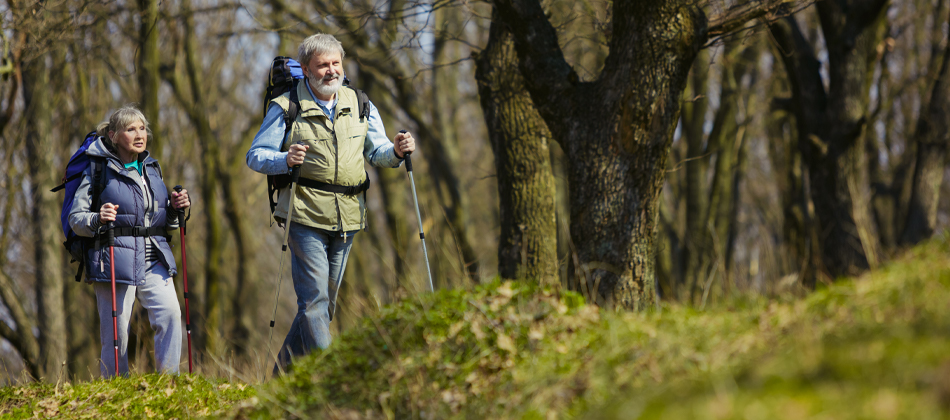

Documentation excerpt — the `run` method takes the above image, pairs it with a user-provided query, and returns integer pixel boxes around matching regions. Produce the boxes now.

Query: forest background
[0,0,946,383]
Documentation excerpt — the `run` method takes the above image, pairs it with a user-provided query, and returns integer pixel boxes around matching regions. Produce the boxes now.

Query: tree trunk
[23,56,68,380]
[491,0,707,310]
[137,0,162,158]
[64,47,102,379]
[164,0,226,357]
[681,48,710,302]
[221,130,262,357]
[769,1,888,278]
[0,128,40,377]
[702,38,761,297]
[474,15,557,283]
[901,8,950,245]
[362,71,410,296]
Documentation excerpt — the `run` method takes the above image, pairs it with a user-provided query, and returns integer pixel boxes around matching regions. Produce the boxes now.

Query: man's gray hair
[298,34,346,66]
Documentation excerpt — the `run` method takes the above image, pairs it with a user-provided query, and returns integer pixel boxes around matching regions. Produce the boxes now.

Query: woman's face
[111,120,147,161]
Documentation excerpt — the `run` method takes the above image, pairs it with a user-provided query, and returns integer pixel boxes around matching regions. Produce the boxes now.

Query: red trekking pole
[107,222,119,376]
[173,185,194,373]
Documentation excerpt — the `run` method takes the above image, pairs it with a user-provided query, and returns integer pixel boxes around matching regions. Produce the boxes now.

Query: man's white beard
[313,73,343,98]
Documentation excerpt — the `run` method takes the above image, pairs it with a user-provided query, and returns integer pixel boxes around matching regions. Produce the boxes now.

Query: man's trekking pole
[267,143,304,365]
[107,222,120,376]
[399,130,434,292]
[173,186,194,374]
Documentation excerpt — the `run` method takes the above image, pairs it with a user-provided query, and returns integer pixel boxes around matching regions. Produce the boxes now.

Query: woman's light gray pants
[95,261,182,377]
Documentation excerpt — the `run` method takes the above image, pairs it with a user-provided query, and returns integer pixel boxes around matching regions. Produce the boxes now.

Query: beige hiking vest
[271,82,370,231]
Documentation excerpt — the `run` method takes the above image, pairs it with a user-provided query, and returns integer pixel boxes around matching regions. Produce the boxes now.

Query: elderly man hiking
[247,33,415,372]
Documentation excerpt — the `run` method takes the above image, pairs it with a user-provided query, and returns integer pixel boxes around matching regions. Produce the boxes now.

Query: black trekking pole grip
[398,130,412,171]
[290,164,302,183]
[106,221,115,246]
[173,185,187,235]
[290,141,305,183]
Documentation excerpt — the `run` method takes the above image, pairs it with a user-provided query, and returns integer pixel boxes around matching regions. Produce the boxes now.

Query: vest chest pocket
[292,120,335,175]
[292,120,332,143]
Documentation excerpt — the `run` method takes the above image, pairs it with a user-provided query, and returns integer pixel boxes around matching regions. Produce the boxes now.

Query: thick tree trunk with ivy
[475,18,557,282]
[768,1,887,278]
[491,0,707,310]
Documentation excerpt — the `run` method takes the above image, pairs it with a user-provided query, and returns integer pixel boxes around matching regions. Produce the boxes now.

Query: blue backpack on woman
[51,131,108,281]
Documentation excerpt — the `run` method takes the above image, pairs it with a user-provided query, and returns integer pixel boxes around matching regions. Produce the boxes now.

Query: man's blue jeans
[275,222,355,372]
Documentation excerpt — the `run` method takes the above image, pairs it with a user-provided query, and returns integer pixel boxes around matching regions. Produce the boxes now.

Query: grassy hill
[2,235,949,419]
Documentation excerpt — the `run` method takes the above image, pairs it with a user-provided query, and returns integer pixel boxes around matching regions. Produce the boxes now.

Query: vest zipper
[331,114,344,233]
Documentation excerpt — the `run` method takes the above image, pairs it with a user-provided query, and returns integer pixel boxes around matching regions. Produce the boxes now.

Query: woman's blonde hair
[96,105,150,151]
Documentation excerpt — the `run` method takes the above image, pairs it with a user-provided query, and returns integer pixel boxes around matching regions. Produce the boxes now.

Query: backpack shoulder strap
[89,158,108,211]
[284,81,300,141]
[349,86,370,122]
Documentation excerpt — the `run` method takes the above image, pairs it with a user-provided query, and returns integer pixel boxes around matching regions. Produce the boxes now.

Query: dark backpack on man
[262,56,371,215]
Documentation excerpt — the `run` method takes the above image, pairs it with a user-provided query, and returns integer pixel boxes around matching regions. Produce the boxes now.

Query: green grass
[3,235,950,419]
[247,234,950,419]
[0,373,254,418]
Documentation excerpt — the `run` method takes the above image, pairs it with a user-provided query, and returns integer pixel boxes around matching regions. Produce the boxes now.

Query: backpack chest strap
[110,226,166,237]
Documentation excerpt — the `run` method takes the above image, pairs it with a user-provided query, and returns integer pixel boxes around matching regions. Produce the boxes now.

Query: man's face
[305,51,344,100]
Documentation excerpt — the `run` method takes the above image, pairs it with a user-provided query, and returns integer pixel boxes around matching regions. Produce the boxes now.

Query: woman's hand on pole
[171,189,191,210]
[394,131,415,158]
[99,203,118,224]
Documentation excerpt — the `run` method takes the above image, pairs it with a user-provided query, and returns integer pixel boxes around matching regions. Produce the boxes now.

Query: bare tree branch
[707,0,816,37]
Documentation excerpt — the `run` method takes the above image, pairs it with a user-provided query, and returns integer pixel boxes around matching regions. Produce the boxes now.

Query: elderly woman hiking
[68,105,190,377]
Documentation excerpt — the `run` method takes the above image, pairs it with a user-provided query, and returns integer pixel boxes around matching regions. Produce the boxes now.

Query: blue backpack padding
[51,130,106,281]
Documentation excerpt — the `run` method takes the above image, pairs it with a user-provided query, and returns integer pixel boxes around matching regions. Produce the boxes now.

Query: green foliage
[0,374,254,419]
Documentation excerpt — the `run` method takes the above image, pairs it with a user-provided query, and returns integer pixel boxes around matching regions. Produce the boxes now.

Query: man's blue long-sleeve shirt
[246,86,403,175]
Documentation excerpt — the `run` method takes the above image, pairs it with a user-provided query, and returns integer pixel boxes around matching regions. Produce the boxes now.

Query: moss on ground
[2,235,949,419]
[247,234,950,419]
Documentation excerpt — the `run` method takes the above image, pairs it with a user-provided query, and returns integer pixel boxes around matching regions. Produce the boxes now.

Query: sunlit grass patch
[585,234,950,420]
[251,235,950,419]
[4,236,949,419]
[0,373,254,419]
